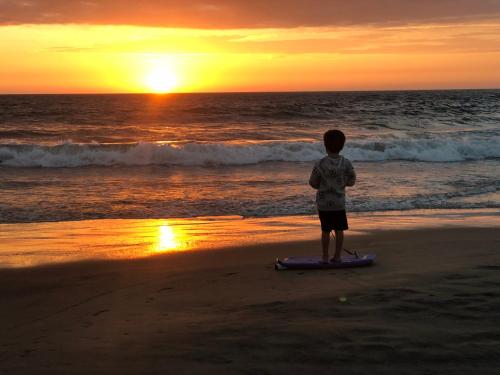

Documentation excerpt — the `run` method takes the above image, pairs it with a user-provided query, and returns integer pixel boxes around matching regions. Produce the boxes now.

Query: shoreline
[1,225,499,373]
[1,208,499,268]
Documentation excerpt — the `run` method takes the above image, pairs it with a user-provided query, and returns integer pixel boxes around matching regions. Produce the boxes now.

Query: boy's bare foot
[330,257,342,263]
[321,256,329,264]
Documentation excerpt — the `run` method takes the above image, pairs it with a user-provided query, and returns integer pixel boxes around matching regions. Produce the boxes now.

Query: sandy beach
[1,216,500,374]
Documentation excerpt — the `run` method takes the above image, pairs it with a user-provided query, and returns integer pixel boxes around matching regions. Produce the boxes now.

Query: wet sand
[1,225,500,374]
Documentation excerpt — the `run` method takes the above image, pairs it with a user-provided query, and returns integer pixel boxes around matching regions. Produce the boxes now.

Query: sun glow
[2,24,500,93]
[145,66,178,93]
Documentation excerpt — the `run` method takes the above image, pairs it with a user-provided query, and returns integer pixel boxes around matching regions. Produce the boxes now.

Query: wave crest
[0,136,498,167]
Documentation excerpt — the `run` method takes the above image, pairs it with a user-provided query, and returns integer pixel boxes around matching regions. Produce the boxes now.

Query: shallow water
[1,209,498,268]
[0,90,499,223]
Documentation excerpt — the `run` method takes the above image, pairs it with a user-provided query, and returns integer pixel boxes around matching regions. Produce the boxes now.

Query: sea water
[0,90,499,223]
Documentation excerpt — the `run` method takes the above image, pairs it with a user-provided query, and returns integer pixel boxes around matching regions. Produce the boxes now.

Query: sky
[1,0,500,93]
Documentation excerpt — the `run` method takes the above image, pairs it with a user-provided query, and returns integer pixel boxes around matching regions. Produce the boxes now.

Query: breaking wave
[0,136,499,167]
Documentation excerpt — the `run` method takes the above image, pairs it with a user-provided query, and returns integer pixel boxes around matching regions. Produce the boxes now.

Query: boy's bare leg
[332,230,344,262]
[321,231,330,263]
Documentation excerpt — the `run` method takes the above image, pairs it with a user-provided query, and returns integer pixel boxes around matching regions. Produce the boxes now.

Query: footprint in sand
[444,273,481,281]
[92,309,110,317]
[476,265,500,270]
[20,349,35,357]
[157,287,173,293]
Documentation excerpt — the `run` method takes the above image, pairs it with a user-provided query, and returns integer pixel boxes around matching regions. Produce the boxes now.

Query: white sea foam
[0,136,499,167]
[346,135,500,162]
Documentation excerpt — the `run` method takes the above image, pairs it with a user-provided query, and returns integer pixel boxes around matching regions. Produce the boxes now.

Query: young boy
[309,130,356,263]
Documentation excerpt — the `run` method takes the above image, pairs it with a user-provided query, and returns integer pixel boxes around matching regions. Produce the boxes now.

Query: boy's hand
[309,165,321,189]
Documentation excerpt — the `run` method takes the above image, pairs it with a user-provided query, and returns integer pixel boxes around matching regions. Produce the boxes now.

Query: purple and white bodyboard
[275,254,376,270]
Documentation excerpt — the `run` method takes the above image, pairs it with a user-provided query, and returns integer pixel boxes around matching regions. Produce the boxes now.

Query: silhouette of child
[309,130,356,263]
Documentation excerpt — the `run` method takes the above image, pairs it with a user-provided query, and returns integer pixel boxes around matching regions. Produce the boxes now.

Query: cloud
[32,22,500,56]
[1,0,500,28]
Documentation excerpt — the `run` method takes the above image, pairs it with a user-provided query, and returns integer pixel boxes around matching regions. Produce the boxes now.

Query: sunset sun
[145,66,178,93]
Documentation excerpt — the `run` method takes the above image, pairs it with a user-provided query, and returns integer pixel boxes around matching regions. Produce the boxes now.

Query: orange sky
[1,1,500,93]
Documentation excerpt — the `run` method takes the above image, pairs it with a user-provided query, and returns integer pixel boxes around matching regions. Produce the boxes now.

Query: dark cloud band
[1,0,499,28]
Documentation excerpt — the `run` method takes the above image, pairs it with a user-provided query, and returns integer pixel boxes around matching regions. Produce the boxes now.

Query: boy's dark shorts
[318,209,348,232]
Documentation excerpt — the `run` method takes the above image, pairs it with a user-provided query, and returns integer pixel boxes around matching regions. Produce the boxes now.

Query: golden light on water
[2,213,500,267]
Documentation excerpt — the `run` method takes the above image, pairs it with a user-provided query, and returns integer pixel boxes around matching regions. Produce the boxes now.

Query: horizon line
[1,87,499,95]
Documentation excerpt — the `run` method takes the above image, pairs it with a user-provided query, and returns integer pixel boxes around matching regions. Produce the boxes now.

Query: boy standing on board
[309,130,356,263]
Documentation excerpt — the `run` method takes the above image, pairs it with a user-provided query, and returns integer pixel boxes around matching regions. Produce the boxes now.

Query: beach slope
[1,227,500,374]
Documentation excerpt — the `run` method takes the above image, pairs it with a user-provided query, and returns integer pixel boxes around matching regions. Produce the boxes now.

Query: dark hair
[323,129,346,153]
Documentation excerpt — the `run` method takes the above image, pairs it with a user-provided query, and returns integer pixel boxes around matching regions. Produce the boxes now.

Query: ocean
[0,90,499,224]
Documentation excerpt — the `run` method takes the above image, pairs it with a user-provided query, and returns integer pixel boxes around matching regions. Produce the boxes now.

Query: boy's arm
[309,165,321,189]
[345,160,356,187]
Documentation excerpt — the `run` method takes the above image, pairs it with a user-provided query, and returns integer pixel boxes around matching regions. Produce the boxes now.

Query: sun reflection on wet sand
[156,224,180,252]
[131,220,192,255]
[0,209,499,268]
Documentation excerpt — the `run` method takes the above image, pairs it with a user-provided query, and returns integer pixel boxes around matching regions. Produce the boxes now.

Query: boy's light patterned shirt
[309,155,356,211]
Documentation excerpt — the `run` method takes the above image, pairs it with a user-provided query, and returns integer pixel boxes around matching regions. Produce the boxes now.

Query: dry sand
[1,226,500,374]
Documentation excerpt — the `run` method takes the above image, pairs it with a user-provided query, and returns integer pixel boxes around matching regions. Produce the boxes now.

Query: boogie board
[275,254,376,271]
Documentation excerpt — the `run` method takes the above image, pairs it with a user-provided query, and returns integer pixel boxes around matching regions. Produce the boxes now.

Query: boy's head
[323,129,346,154]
